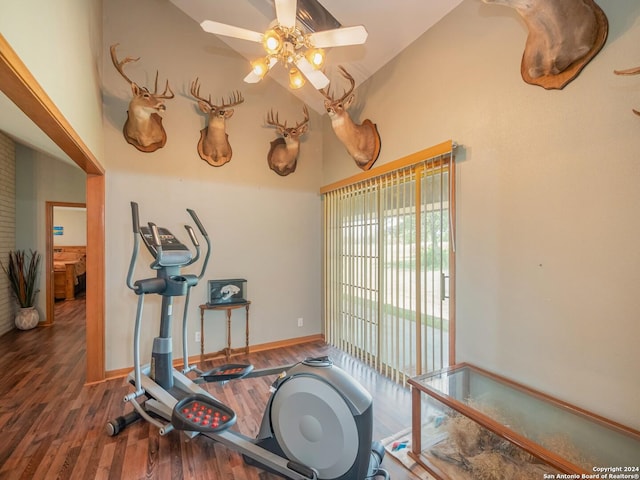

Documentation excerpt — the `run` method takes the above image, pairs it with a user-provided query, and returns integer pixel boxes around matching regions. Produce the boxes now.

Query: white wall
[103,0,323,371]
[322,0,640,430]
[0,0,104,164]
[53,208,87,247]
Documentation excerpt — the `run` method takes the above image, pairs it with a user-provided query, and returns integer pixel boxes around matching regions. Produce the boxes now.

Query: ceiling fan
[200,0,368,89]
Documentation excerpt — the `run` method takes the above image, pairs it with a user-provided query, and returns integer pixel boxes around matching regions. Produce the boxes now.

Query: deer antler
[111,43,173,98]
[152,71,174,99]
[219,91,244,109]
[320,66,356,103]
[190,79,242,109]
[110,44,140,86]
[266,106,309,131]
[614,66,640,76]
[296,105,310,129]
[190,78,213,106]
[614,66,640,116]
[266,109,286,129]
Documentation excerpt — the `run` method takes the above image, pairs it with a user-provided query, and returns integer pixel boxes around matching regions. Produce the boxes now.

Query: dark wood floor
[0,297,423,480]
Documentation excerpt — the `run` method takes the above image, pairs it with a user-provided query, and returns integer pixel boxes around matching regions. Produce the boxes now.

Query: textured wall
[0,132,16,335]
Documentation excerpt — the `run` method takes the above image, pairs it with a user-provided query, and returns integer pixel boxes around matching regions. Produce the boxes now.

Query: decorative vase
[15,306,39,330]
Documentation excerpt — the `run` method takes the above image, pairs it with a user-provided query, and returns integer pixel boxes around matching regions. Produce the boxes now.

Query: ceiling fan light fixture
[199,0,367,90]
[305,48,325,69]
[251,57,270,78]
[289,67,306,89]
[263,29,283,55]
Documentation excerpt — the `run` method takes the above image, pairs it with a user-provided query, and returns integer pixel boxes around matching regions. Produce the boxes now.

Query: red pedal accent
[172,394,236,433]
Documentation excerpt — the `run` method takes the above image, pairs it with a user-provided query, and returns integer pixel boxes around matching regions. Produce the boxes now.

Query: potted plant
[1,249,42,330]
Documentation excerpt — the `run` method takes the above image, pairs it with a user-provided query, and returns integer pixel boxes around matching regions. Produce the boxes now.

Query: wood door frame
[0,33,106,383]
[45,202,87,326]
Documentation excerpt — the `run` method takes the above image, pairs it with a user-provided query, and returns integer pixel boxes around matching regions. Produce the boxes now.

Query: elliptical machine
[107,202,389,480]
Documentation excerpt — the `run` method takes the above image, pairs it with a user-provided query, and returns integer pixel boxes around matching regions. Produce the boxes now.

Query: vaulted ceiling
[170,0,464,112]
[0,0,463,164]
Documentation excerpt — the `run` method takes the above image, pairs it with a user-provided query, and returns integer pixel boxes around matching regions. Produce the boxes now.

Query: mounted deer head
[110,44,174,152]
[266,106,309,176]
[614,66,640,116]
[482,0,608,89]
[321,66,381,171]
[190,79,244,167]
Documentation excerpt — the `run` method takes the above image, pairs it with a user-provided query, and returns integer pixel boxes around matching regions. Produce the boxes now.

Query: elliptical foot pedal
[172,394,236,433]
[200,363,254,382]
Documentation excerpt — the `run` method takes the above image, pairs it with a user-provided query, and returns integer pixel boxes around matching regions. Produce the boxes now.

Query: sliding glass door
[323,143,455,384]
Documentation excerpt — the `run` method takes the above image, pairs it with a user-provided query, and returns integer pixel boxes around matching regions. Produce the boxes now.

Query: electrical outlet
[297,317,303,327]
[195,331,201,342]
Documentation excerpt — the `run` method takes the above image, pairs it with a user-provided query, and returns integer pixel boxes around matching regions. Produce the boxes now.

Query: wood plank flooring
[0,297,423,479]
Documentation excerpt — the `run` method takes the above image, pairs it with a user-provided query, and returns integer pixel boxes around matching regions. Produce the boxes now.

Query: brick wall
[0,131,16,336]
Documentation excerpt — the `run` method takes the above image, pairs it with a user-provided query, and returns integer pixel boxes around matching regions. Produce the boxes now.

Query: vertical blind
[322,141,455,385]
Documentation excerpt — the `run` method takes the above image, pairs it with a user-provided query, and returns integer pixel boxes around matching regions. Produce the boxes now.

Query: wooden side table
[199,301,251,363]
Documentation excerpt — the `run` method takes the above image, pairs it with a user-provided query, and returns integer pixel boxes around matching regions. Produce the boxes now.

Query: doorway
[1,34,106,382]
[45,202,87,326]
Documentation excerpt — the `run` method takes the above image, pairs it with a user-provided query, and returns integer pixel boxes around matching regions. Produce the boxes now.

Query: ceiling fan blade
[296,57,330,89]
[275,0,297,29]
[243,71,263,84]
[243,58,278,83]
[308,25,368,48]
[200,20,263,43]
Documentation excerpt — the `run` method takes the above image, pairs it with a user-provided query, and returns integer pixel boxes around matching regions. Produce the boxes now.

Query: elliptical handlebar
[187,208,208,238]
[127,202,142,291]
[131,201,140,234]
[186,208,211,280]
